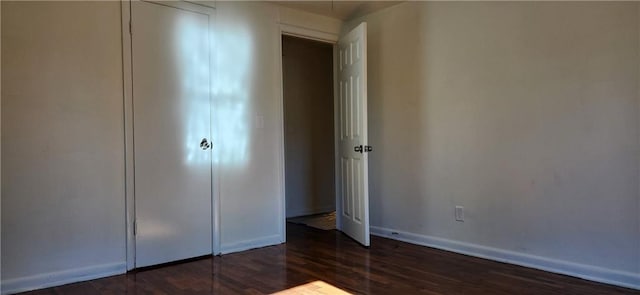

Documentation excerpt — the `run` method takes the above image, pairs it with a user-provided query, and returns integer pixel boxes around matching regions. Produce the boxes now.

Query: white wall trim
[276,19,288,247]
[280,24,338,43]
[1,262,126,295]
[332,37,341,232]
[120,0,136,272]
[371,226,640,290]
[636,2,640,288]
[220,234,282,255]
[1,1,3,292]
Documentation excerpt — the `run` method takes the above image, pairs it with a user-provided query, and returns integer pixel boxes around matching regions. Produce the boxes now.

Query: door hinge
[133,220,137,236]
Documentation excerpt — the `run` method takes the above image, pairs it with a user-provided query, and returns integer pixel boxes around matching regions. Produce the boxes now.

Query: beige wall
[6,0,638,292]
[214,1,342,253]
[0,1,342,292]
[1,1,126,291]
[282,35,335,218]
[214,0,286,253]
[347,1,640,287]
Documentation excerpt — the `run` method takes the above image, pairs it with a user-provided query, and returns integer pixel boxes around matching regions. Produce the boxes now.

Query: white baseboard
[1,262,126,295]
[221,234,283,255]
[370,226,640,290]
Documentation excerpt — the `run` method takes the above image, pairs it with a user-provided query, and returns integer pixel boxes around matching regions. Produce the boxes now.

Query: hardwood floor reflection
[21,223,639,294]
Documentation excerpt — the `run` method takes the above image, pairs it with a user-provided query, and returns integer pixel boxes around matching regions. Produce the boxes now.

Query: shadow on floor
[287,211,336,230]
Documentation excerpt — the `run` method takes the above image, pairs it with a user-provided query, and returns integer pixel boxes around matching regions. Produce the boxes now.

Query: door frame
[277,24,341,242]
[121,0,221,271]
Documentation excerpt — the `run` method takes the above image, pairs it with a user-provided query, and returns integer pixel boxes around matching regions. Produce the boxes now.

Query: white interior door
[132,0,214,268]
[337,23,370,246]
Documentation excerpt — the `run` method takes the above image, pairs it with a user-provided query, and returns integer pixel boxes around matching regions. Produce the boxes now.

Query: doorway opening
[282,35,337,231]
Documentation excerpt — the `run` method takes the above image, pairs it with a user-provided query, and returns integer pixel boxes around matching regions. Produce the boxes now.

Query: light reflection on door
[174,11,253,168]
[175,15,211,166]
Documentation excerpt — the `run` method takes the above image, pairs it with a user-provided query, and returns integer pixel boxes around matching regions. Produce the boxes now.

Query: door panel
[132,0,213,268]
[337,23,369,246]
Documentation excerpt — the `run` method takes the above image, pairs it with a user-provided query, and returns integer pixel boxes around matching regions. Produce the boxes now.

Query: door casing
[277,25,342,241]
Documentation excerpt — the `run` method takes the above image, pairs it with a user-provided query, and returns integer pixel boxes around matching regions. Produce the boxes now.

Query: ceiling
[272,1,403,20]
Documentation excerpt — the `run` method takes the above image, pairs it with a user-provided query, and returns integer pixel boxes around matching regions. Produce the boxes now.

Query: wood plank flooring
[21,223,639,294]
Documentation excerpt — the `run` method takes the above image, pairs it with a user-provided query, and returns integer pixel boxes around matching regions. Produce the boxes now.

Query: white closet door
[132,0,213,268]
[337,23,370,246]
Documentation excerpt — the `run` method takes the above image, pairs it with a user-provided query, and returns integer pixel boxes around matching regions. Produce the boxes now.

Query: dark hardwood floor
[21,223,638,294]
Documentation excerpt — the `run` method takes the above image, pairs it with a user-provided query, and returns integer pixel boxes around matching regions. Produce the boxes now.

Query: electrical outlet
[455,206,464,222]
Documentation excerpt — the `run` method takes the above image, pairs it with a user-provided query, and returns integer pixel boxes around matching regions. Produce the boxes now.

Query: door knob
[200,138,211,150]
[354,145,363,153]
